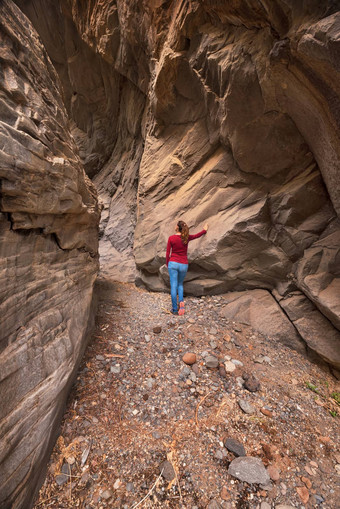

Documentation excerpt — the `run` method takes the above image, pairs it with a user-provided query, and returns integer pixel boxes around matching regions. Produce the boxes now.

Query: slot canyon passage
[0,0,340,508]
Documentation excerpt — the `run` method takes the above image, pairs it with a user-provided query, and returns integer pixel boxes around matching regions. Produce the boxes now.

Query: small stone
[224,361,236,373]
[145,334,151,342]
[61,463,71,475]
[188,318,195,324]
[261,408,273,418]
[113,479,122,490]
[231,359,243,367]
[314,495,324,504]
[205,355,219,368]
[192,363,199,374]
[152,431,161,439]
[215,448,228,460]
[243,374,261,392]
[262,443,275,460]
[219,366,227,378]
[102,490,113,499]
[296,486,309,504]
[260,503,271,509]
[159,460,176,481]
[267,464,280,481]
[182,352,197,365]
[96,355,105,361]
[66,455,75,465]
[301,476,312,489]
[220,486,230,500]
[238,399,255,415]
[110,365,121,374]
[55,474,68,486]
[228,457,270,485]
[153,326,162,334]
[126,482,134,492]
[225,438,246,457]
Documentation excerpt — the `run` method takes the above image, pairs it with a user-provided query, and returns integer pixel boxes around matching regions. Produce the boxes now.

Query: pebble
[55,474,68,486]
[296,486,309,504]
[238,399,256,415]
[228,457,270,485]
[260,503,271,509]
[159,460,176,481]
[145,334,151,342]
[243,374,261,392]
[215,448,228,460]
[262,443,275,460]
[225,438,246,457]
[110,365,121,374]
[182,352,197,365]
[231,359,243,367]
[219,366,227,378]
[192,363,199,374]
[224,361,236,373]
[260,408,273,418]
[153,326,162,334]
[101,490,113,499]
[126,482,135,492]
[267,464,280,481]
[301,476,312,489]
[205,355,219,368]
[113,479,122,490]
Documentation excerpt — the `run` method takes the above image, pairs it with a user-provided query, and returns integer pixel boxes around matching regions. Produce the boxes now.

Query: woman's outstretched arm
[188,223,208,241]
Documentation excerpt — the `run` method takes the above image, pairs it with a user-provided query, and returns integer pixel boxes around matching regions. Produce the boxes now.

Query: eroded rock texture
[0,2,100,508]
[14,1,340,374]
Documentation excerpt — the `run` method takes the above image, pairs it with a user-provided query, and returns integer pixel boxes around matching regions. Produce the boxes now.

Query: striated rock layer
[15,0,340,374]
[0,2,100,508]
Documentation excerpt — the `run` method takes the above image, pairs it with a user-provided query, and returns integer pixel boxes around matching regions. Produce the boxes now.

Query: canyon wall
[16,0,340,371]
[0,2,100,508]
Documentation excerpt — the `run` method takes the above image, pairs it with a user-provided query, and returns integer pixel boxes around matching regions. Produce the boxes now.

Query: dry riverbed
[34,279,340,509]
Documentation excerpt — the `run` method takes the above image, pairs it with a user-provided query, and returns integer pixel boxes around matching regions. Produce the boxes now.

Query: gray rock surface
[0,2,99,509]
[228,457,271,485]
[220,290,305,353]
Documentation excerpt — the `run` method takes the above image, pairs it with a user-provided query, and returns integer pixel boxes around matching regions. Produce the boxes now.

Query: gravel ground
[33,279,340,509]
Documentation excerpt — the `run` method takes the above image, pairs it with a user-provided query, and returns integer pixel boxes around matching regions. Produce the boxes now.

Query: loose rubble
[33,280,340,508]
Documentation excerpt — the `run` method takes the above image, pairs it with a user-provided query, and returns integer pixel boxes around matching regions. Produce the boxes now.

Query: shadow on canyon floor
[33,279,340,509]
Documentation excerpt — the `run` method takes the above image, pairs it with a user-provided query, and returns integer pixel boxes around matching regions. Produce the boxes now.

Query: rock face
[14,1,340,370]
[0,2,100,508]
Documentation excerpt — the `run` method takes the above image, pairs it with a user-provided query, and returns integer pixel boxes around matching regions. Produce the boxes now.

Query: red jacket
[166,230,207,266]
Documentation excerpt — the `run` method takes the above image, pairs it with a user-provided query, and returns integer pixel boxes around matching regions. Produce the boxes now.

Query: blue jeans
[168,261,188,312]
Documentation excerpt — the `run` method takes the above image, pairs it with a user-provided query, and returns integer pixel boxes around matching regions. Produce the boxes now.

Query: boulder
[219,290,305,353]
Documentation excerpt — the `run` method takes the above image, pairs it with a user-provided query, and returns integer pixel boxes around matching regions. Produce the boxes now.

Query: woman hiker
[166,220,208,315]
